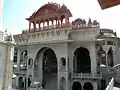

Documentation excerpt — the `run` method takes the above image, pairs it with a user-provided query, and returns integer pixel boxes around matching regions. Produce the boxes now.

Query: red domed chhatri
[26,2,72,33]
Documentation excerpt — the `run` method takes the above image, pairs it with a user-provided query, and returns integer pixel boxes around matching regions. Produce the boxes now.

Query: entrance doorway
[35,47,57,90]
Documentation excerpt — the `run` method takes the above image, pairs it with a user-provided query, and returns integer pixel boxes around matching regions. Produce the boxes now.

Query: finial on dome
[88,18,92,24]
[5,28,7,32]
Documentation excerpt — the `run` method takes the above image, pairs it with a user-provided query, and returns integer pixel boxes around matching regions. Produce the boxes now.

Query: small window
[28,58,33,66]
[61,57,66,66]
[107,41,113,45]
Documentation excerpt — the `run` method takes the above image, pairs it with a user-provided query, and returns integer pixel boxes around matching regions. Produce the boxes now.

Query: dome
[82,19,86,24]
[60,4,67,11]
[88,18,92,24]
[93,20,98,25]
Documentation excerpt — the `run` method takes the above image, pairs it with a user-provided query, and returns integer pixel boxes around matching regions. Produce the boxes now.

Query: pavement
[113,82,120,90]
[113,87,120,90]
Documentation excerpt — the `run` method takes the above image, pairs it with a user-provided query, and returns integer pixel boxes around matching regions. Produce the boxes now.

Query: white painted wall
[0,42,7,90]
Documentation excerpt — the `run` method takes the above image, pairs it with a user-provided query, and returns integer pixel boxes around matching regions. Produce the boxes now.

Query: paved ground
[113,87,120,90]
[113,82,120,90]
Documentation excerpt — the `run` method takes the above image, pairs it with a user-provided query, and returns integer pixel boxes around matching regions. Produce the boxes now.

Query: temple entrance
[83,82,93,90]
[73,47,91,73]
[35,47,57,90]
[72,81,82,90]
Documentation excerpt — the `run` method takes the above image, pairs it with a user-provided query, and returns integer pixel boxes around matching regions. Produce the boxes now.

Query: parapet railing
[105,78,114,90]
[73,73,102,79]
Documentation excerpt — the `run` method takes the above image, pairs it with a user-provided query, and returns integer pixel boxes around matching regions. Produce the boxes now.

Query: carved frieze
[46,32,49,36]
[56,30,60,36]
[52,31,54,36]
[41,32,44,38]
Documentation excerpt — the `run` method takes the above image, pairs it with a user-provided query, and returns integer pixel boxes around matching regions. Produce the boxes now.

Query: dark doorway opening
[83,82,93,90]
[74,47,91,73]
[42,48,57,90]
[72,81,82,90]
[28,78,31,87]
[18,77,24,89]
[101,79,106,90]
[107,47,113,67]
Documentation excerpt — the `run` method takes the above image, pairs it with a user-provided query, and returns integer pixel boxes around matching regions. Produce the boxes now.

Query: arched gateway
[73,47,91,73]
[34,47,57,90]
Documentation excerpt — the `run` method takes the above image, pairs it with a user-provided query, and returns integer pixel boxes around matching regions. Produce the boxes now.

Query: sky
[2,0,120,36]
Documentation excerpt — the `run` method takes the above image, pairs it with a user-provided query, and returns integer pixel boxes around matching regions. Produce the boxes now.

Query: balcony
[72,73,102,79]
[13,65,27,75]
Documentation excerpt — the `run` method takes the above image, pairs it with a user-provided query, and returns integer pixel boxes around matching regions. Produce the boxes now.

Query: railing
[105,78,114,90]
[73,73,102,79]
[13,68,26,75]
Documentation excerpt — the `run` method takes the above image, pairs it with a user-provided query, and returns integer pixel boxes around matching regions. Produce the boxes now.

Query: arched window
[28,58,33,66]
[83,82,93,90]
[72,81,82,90]
[61,57,66,66]
[107,47,113,67]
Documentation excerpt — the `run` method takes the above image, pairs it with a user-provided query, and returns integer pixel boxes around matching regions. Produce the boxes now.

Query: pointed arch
[83,82,93,90]
[72,81,82,90]
[34,47,57,89]
[97,46,106,66]
[107,47,113,67]
[73,47,91,73]
[20,50,28,70]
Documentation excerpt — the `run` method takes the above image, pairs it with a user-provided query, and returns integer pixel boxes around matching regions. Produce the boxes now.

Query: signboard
[98,0,120,9]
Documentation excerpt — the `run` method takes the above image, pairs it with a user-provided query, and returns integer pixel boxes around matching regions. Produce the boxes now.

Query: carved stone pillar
[33,22,36,32]
[58,17,60,27]
[47,21,49,29]
[68,17,69,23]
[65,16,67,24]
[29,22,31,33]
[52,20,54,27]
[56,19,57,28]
[17,48,21,70]
[39,22,41,31]
[43,21,45,30]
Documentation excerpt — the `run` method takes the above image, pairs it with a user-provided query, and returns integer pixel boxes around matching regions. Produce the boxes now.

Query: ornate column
[58,17,60,28]
[43,21,45,30]
[52,20,54,28]
[29,22,31,33]
[56,19,57,28]
[17,48,21,71]
[68,17,69,23]
[65,16,68,24]
[39,22,41,31]
[47,21,49,29]
[33,22,36,32]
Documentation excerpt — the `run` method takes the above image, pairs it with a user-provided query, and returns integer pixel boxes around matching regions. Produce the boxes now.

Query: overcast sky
[2,0,120,36]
